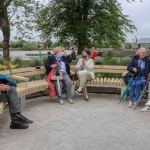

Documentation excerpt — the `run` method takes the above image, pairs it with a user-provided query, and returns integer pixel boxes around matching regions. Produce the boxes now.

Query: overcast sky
[0,0,150,42]
[120,0,150,41]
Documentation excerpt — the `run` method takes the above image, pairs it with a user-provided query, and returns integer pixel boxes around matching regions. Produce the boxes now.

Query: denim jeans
[0,86,21,113]
[129,77,147,102]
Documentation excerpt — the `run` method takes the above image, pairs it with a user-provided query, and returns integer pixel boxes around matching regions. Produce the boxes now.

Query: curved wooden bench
[0,65,127,114]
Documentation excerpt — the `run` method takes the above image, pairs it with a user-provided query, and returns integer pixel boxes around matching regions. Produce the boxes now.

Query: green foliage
[36,0,136,54]
[0,42,2,48]
[29,58,44,67]
[22,43,33,50]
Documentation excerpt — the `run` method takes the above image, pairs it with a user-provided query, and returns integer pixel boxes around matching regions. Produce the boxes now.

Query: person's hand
[0,84,10,91]
[80,59,85,68]
[60,72,63,79]
[133,67,137,73]
[51,64,57,68]
[61,48,67,56]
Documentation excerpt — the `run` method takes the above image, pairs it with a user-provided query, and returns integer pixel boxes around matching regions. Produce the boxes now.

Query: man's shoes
[10,122,29,129]
[68,98,74,104]
[14,113,33,124]
[59,99,64,105]
[128,101,133,108]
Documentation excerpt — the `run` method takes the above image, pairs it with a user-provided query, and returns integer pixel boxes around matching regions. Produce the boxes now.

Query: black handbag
[123,72,134,85]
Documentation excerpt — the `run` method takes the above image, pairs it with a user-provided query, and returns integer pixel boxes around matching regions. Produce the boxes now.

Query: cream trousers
[77,71,91,88]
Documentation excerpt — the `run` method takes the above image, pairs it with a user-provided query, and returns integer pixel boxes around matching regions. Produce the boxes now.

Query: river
[0,50,71,59]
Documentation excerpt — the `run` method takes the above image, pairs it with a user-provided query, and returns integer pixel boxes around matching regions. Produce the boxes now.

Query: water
[0,50,71,59]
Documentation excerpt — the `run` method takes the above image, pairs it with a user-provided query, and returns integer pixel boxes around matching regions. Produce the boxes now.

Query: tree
[0,0,37,59]
[36,0,136,54]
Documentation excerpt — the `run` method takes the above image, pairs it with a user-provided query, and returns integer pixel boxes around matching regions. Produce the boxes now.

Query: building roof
[138,38,150,44]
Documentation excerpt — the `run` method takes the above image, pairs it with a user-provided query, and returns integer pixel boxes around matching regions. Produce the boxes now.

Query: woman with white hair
[45,47,73,105]
[127,47,150,108]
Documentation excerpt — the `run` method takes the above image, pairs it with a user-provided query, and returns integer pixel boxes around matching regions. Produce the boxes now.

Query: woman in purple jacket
[45,48,73,105]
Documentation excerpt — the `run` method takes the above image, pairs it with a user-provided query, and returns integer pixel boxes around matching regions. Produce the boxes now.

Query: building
[138,38,150,50]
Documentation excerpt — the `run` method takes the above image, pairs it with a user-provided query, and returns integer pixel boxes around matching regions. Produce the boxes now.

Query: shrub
[29,58,43,67]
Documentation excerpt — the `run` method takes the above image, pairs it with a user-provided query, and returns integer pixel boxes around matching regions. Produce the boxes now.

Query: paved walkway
[0,94,150,150]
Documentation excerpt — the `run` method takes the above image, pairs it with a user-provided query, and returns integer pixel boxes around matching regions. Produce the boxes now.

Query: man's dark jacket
[45,55,71,75]
[127,55,150,78]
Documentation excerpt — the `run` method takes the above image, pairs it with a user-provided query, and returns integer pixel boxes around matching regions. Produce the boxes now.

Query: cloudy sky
[0,0,150,42]
[120,0,150,42]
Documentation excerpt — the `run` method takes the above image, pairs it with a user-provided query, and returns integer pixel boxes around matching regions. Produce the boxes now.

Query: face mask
[58,52,62,57]
[82,55,87,59]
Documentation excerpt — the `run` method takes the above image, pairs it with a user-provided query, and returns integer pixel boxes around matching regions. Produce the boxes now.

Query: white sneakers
[59,99,64,105]
[141,106,150,112]
[59,99,74,105]
[128,101,137,109]
[128,101,133,108]
[68,98,74,104]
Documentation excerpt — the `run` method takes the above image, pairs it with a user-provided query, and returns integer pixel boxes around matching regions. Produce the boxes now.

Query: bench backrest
[0,65,127,78]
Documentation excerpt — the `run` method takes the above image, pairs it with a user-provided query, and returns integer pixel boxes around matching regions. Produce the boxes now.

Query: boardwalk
[0,94,150,150]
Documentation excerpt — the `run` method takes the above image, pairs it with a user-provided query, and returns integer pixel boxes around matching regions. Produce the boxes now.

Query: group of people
[0,47,150,130]
[45,47,95,104]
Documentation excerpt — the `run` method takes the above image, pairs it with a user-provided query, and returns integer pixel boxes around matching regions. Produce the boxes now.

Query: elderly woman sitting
[75,49,95,100]
[45,47,73,105]
[127,47,150,108]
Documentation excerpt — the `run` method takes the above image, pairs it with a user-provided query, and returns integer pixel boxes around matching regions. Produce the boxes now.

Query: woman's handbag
[70,72,78,81]
[47,68,56,97]
[123,72,134,85]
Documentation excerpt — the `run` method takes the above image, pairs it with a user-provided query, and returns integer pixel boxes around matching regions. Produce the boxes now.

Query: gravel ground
[0,93,150,150]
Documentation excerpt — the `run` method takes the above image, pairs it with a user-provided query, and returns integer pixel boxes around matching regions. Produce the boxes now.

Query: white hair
[136,47,147,56]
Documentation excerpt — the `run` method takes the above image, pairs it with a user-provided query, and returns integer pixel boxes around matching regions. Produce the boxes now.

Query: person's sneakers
[141,106,150,112]
[59,99,64,105]
[128,101,133,108]
[85,95,89,101]
[68,98,74,104]
[75,90,82,95]
[10,122,29,129]
[133,102,137,109]
[14,113,33,124]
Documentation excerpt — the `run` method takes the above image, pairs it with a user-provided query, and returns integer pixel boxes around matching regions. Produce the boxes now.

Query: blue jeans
[129,77,147,102]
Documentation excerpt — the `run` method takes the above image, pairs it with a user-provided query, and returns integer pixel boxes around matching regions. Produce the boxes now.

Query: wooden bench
[0,65,127,114]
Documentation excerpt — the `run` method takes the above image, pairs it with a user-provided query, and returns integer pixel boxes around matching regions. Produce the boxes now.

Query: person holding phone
[76,49,95,100]
[45,47,73,105]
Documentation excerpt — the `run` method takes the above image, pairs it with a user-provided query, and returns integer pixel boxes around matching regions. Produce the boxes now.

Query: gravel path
[0,94,150,150]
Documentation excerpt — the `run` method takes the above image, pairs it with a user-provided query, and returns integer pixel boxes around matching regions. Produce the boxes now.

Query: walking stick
[56,76,61,98]
[120,77,133,103]
[133,83,148,108]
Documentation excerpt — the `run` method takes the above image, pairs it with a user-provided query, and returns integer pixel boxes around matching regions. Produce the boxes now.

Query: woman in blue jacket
[127,47,150,108]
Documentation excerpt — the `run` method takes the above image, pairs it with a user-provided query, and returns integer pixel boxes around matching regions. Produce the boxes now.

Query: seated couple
[45,48,95,104]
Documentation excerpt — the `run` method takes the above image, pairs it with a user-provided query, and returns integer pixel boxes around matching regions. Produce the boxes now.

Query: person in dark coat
[127,47,150,108]
[70,48,76,60]
[0,77,33,129]
[45,47,73,105]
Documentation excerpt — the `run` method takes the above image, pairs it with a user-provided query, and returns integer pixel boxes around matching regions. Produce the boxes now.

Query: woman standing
[76,49,95,100]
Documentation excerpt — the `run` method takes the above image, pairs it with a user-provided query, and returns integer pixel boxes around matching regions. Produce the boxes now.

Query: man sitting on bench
[0,76,33,129]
